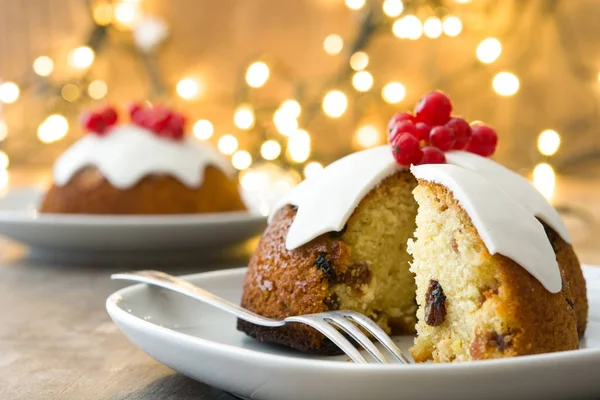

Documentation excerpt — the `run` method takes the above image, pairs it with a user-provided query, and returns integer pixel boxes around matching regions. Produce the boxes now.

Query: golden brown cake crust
[238,172,419,353]
[40,166,246,214]
[411,182,584,362]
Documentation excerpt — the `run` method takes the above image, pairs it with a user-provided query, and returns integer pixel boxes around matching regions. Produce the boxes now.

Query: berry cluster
[128,103,187,140]
[388,91,498,166]
[79,103,187,140]
[79,106,118,135]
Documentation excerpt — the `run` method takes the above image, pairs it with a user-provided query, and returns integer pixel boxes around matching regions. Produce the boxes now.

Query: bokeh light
[533,163,555,201]
[476,38,502,64]
[61,84,80,102]
[273,108,299,136]
[442,16,463,37]
[280,99,301,118]
[383,0,404,17]
[246,62,270,88]
[37,114,69,143]
[0,82,20,103]
[69,46,95,69]
[303,161,324,178]
[538,129,561,156]
[355,124,381,148]
[232,150,252,170]
[33,56,54,77]
[193,120,214,140]
[176,77,201,100]
[323,34,344,55]
[393,15,422,40]
[87,80,108,100]
[288,129,311,163]
[382,82,406,104]
[322,90,348,118]
[218,134,239,155]
[492,72,519,96]
[261,140,282,160]
[352,71,373,92]
[345,0,365,10]
[350,51,369,71]
[233,104,255,130]
[423,17,443,39]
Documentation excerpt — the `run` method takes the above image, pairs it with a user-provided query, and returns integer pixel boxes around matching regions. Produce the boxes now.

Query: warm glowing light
[355,124,381,148]
[87,80,108,100]
[33,56,54,77]
[232,150,252,170]
[114,1,140,29]
[352,71,373,92]
[533,163,555,201]
[476,38,502,64]
[350,51,369,71]
[382,82,406,104]
[218,134,238,155]
[322,90,348,118]
[303,161,324,179]
[233,104,255,130]
[93,3,114,26]
[245,62,270,88]
[61,84,80,102]
[69,46,95,69]
[392,15,422,40]
[288,129,311,163]
[176,77,201,100]
[280,99,301,118]
[0,170,8,191]
[193,120,214,140]
[454,0,470,3]
[261,140,282,160]
[383,0,404,17]
[538,129,561,156]
[442,16,463,37]
[37,114,69,143]
[323,34,344,55]
[0,151,8,169]
[273,108,299,136]
[492,72,519,96]
[0,121,7,141]
[345,0,365,10]
[423,17,443,39]
[0,82,20,103]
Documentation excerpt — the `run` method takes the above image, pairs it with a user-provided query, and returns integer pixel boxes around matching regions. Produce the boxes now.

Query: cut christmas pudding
[238,91,587,361]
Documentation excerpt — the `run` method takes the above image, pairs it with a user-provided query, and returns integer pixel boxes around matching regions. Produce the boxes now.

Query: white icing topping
[446,150,571,243]
[269,145,403,250]
[411,163,561,293]
[53,124,235,189]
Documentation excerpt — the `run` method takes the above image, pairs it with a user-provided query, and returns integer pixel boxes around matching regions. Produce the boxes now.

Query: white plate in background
[0,188,266,263]
[106,265,600,400]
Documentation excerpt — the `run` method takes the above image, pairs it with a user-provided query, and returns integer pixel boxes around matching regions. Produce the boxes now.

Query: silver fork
[111,270,411,364]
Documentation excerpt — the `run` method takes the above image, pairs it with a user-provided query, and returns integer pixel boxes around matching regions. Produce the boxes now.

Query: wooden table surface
[1,171,599,400]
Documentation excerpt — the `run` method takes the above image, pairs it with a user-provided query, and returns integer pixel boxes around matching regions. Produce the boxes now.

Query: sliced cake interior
[408,166,580,362]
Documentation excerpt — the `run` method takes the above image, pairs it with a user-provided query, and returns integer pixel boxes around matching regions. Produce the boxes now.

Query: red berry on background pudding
[420,146,446,164]
[389,120,418,142]
[80,110,107,134]
[128,102,143,119]
[445,117,471,149]
[465,124,498,157]
[414,91,452,126]
[98,106,118,127]
[429,126,455,151]
[391,133,423,166]
[388,112,415,132]
[414,122,431,142]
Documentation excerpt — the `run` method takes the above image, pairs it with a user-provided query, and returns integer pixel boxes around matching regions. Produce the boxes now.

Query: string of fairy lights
[0,0,584,202]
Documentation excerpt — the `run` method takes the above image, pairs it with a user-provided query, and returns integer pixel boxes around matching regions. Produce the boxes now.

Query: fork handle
[111,270,284,328]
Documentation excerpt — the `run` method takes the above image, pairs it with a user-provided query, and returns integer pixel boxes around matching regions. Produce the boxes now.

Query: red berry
[147,109,172,134]
[414,122,431,142]
[79,111,107,134]
[160,112,186,140]
[389,120,417,142]
[465,125,498,157]
[446,118,471,150]
[390,133,423,166]
[414,91,452,126]
[387,112,415,132]
[429,126,455,151]
[419,146,447,165]
[98,106,118,126]
[128,102,144,118]
[131,107,150,127]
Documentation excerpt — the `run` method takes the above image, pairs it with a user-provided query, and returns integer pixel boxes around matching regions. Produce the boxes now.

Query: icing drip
[411,163,561,293]
[446,151,571,243]
[53,124,235,189]
[269,146,404,250]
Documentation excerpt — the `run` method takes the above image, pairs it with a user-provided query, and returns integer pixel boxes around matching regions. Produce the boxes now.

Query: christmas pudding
[238,91,587,362]
[40,104,245,214]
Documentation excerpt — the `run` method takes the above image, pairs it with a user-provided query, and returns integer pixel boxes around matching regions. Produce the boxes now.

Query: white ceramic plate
[106,265,600,400]
[0,188,266,263]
